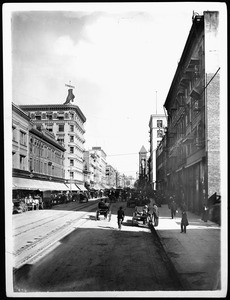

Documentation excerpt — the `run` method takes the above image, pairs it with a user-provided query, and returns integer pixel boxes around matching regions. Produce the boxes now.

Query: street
[12,200,182,292]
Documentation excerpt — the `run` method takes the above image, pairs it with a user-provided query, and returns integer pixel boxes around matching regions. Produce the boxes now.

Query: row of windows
[37,123,75,133]
[31,111,84,126]
[29,158,64,177]
[30,138,64,165]
[33,112,75,121]
[12,127,27,146]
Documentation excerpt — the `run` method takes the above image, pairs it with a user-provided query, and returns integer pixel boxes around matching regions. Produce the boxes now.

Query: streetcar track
[13,202,98,237]
[14,205,97,257]
[14,210,92,270]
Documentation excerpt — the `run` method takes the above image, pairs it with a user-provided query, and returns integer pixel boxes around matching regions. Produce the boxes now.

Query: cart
[132,206,150,226]
[96,203,111,221]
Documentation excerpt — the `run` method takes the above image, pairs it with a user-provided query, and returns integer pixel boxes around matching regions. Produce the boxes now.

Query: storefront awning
[65,184,80,191]
[100,183,110,189]
[13,178,45,190]
[50,182,70,191]
[93,184,101,190]
[76,184,88,191]
[13,177,70,191]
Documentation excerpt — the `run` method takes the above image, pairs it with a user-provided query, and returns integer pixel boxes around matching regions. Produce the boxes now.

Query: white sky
[4,2,226,177]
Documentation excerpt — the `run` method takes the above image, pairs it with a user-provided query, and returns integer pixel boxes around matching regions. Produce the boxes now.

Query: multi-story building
[92,147,107,187]
[161,11,220,214]
[12,102,67,191]
[12,103,30,172]
[105,164,117,188]
[156,133,168,193]
[19,87,86,191]
[148,114,167,188]
[83,146,107,190]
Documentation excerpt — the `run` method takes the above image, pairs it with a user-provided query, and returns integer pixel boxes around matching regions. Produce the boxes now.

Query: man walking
[181,209,189,233]
[117,206,125,230]
[171,200,177,219]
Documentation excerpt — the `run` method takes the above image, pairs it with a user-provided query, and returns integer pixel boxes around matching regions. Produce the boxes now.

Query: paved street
[12,200,182,293]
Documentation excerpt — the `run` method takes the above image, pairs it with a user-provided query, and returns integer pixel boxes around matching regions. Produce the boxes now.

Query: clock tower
[139,145,147,179]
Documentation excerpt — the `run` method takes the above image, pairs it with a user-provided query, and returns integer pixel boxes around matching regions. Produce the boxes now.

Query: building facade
[139,146,148,182]
[12,103,30,172]
[12,102,67,191]
[105,164,117,188]
[156,133,168,193]
[83,147,107,190]
[148,115,167,188]
[19,88,86,188]
[160,11,220,214]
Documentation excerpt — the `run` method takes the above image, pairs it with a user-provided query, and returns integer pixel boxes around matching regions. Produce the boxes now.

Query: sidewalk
[154,204,221,291]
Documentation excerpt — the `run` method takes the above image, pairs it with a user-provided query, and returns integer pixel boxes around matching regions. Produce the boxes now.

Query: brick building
[12,102,67,191]
[159,11,220,214]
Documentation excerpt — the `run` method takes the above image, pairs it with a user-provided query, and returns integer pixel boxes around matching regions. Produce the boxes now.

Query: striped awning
[76,184,88,191]
[65,184,80,191]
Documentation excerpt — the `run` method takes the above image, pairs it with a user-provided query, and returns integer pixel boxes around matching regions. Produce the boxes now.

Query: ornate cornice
[19,104,86,123]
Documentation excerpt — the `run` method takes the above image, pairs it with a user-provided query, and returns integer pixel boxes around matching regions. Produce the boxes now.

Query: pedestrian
[181,209,189,233]
[168,196,173,209]
[170,200,177,219]
[117,206,125,230]
[153,204,159,226]
[148,197,155,224]
[202,203,208,222]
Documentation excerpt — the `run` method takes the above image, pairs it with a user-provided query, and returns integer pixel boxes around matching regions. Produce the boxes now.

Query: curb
[149,223,191,290]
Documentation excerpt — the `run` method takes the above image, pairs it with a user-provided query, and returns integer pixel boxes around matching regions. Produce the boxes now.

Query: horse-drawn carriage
[96,198,112,221]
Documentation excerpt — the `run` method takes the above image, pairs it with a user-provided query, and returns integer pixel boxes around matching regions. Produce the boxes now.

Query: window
[157,129,163,138]
[12,152,16,168]
[157,120,163,128]
[36,125,41,131]
[70,125,74,132]
[57,137,64,144]
[29,158,33,172]
[47,114,52,120]
[59,124,64,132]
[46,124,53,132]
[20,131,27,146]
[70,113,74,120]
[70,159,74,166]
[70,147,74,154]
[70,171,74,179]
[12,126,17,141]
[19,155,26,170]
[70,135,74,143]
[35,116,41,120]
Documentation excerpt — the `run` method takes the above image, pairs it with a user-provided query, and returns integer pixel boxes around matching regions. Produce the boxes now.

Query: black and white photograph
[3,2,227,298]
